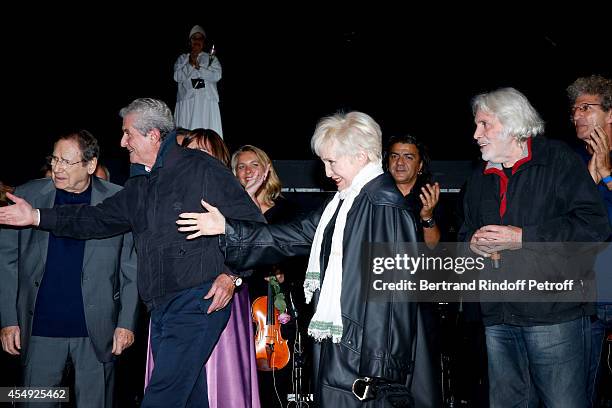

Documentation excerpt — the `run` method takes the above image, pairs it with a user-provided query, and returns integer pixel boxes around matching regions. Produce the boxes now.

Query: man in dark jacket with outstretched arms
[0,98,264,408]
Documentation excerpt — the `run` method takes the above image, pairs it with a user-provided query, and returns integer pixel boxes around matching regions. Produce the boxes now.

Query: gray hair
[311,111,382,162]
[472,87,545,141]
[567,75,612,111]
[119,98,175,140]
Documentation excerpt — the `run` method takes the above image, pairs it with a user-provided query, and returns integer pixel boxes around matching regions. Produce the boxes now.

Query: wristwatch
[225,274,243,288]
[421,217,436,229]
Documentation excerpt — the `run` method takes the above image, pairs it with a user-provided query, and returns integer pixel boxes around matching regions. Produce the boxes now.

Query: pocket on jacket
[340,316,362,353]
[160,240,204,293]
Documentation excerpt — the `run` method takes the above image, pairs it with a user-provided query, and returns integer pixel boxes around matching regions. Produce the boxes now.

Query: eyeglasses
[46,155,86,168]
[570,103,602,116]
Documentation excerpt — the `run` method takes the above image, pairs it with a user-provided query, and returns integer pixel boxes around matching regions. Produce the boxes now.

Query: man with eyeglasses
[0,130,138,408]
[0,98,263,407]
[567,74,612,407]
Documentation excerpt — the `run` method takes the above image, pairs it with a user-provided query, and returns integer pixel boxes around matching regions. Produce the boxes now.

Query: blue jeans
[587,305,612,408]
[142,282,231,408]
[485,317,590,408]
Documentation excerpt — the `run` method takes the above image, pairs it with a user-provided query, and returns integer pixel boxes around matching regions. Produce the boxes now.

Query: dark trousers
[22,336,114,408]
[141,282,230,408]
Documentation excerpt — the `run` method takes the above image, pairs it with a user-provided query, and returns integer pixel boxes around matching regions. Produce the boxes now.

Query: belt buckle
[352,377,374,401]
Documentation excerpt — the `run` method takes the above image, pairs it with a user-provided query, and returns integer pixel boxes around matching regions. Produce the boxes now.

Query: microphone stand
[288,292,311,407]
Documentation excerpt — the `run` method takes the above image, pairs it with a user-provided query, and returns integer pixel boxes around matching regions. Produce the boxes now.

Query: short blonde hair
[311,111,382,162]
[231,145,282,207]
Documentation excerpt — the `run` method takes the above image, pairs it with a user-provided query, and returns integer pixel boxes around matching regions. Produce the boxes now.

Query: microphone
[482,207,501,269]
[289,292,298,319]
[207,44,216,68]
[490,251,501,269]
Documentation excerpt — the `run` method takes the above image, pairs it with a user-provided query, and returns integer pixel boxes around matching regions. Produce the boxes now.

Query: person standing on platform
[174,25,223,137]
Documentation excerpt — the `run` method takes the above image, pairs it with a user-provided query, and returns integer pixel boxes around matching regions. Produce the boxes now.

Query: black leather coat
[222,173,440,407]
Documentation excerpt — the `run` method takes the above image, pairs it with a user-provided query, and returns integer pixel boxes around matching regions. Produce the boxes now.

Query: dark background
[1,9,611,407]
[1,11,610,187]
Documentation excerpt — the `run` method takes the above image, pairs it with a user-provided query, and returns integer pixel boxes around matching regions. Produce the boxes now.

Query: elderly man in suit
[0,130,138,408]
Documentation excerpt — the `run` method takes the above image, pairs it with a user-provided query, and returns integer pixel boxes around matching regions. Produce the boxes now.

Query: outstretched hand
[176,200,226,239]
[0,192,37,226]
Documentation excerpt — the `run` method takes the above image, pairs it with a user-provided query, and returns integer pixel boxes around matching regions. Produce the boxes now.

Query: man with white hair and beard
[458,87,610,407]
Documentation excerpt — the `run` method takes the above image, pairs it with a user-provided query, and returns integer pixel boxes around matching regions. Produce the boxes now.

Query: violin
[252,281,290,371]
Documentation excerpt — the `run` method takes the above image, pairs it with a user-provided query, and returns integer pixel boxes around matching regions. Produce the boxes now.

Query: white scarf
[304,161,383,342]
